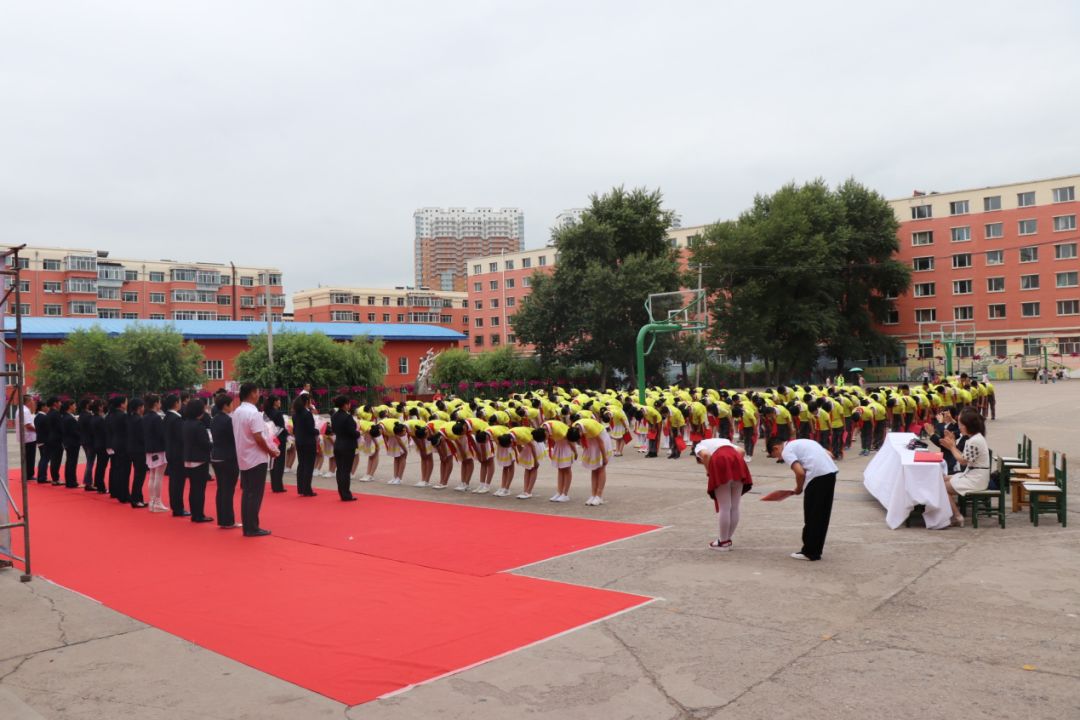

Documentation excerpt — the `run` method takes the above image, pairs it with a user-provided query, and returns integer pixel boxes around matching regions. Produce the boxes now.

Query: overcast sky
[2,1,1078,300]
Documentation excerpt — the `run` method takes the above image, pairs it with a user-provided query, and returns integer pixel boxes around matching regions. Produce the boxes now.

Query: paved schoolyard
[1,381,1078,719]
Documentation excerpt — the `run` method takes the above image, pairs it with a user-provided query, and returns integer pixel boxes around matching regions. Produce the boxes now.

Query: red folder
[913,451,944,463]
[760,490,796,501]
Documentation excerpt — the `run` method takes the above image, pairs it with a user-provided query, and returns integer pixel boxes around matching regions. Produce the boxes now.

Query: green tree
[33,328,125,398]
[512,186,682,387]
[431,348,477,389]
[119,325,205,395]
[233,332,385,394]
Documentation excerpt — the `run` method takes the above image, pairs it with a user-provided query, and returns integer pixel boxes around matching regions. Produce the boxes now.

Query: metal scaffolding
[0,244,32,581]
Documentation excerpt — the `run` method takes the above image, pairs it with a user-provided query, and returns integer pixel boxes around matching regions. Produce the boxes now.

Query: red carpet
[9,476,656,705]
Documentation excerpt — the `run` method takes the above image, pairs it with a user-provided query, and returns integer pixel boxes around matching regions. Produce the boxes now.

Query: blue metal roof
[5,317,467,342]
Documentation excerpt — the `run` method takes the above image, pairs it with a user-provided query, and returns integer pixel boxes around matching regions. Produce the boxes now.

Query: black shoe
[173,510,192,517]
[96,488,108,494]
[243,528,272,537]
[192,516,214,524]
[341,496,357,502]
[645,453,657,458]
[83,485,95,492]
[271,489,287,493]
[131,502,148,509]
[301,491,318,497]
[51,481,62,486]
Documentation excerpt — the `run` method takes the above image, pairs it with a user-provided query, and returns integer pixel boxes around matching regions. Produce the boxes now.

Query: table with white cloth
[863,432,952,530]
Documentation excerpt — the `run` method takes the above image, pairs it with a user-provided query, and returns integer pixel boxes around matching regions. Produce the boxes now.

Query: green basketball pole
[636,321,682,404]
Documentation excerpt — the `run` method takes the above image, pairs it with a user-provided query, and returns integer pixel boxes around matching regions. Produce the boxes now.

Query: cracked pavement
[2,382,1079,719]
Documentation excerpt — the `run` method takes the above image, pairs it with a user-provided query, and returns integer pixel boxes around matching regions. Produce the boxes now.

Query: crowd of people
[16,373,997,549]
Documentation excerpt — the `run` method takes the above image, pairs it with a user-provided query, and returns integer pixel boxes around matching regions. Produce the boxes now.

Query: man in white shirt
[18,397,37,481]
[231,383,280,537]
[767,437,838,562]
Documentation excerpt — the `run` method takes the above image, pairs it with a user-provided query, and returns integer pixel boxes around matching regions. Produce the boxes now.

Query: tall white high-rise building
[413,207,524,291]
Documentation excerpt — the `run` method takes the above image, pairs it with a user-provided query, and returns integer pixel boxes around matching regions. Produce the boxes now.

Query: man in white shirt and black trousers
[767,437,838,561]
[231,383,280,537]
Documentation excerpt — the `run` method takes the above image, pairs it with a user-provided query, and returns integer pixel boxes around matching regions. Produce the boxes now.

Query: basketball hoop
[645,289,707,333]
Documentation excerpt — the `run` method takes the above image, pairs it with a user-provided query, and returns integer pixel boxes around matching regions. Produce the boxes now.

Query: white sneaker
[549,493,562,502]
[388,477,401,485]
[431,483,446,490]
[284,467,294,474]
[743,455,753,463]
[790,552,812,561]
[454,484,469,492]
[473,484,490,494]
[554,494,570,503]
[358,475,373,483]
[585,496,597,506]
[414,480,429,487]
[517,492,532,499]
[594,497,605,505]
[492,488,507,497]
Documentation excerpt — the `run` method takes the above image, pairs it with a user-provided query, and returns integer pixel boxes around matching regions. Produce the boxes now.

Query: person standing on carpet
[264,395,289,494]
[34,399,51,484]
[695,437,752,551]
[91,400,110,493]
[106,396,131,503]
[60,399,81,488]
[19,396,37,483]
[211,393,241,527]
[46,396,64,484]
[766,437,838,562]
[182,398,214,524]
[142,395,169,513]
[77,398,95,490]
[330,395,360,501]
[292,392,318,496]
[232,383,279,537]
[164,394,188,517]
[127,398,148,508]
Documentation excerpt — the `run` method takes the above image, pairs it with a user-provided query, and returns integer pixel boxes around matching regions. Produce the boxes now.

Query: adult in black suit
[163,394,188,517]
[77,399,96,490]
[330,395,360,501]
[46,397,63,484]
[181,398,214,523]
[264,395,289,493]
[291,393,318,497]
[33,401,52,484]
[210,394,240,527]
[142,395,168,512]
[127,398,148,508]
[91,402,109,493]
[60,400,81,488]
[105,397,130,503]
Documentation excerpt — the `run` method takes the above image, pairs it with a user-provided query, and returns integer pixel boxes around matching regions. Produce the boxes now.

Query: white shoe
[493,488,508,497]
[454,484,470,492]
[585,496,597,506]
[549,493,562,502]
[516,492,532,500]
[358,475,373,483]
[388,477,401,485]
[554,494,570,503]
[473,484,490,494]
[431,483,446,490]
[743,455,753,463]
[594,497,605,505]
[414,480,429,487]
[790,552,812,561]
[284,467,294,474]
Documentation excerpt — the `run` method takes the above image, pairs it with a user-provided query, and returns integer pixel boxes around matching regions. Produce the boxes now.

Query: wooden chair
[961,450,1005,528]
[1027,453,1067,527]
[1009,447,1050,513]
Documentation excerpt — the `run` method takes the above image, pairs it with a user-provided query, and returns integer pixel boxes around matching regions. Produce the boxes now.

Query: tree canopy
[512,186,682,387]
[232,332,385,396]
[693,178,909,383]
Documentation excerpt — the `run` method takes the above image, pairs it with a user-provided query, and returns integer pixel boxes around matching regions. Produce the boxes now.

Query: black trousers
[798,421,811,440]
[36,444,50,482]
[333,449,356,500]
[188,463,210,520]
[830,428,843,459]
[240,463,268,533]
[269,435,287,492]
[800,472,837,561]
[130,454,147,504]
[63,445,80,487]
[860,422,873,452]
[295,444,316,495]
[213,459,239,526]
[167,460,187,515]
[81,445,95,487]
[48,444,63,482]
[719,417,732,440]
[872,421,886,450]
[23,442,36,481]
[93,450,110,491]
[109,452,131,502]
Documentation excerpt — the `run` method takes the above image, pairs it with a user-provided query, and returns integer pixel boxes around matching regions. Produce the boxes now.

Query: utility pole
[693,263,706,387]
[265,274,274,369]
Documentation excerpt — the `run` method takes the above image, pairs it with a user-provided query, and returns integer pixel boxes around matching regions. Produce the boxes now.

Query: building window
[66,255,97,271]
[240,276,254,287]
[884,309,899,325]
[989,339,1007,356]
[398,357,409,374]
[367,313,376,321]
[490,298,499,308]
[949,200,969,215]
[538,256,547,267]
[473,282,482,292]
[1021,302,1040,318]
[6,303,30,315]
[97,287,120,300]
[950,227,970,242]
[1053,215,1077,232]
[912,257,934,272]
[147,292,165,304]
[952,279,972,295]
[506,296,516,307]
[172,289,198,303]
[506,333,516,344]
[68,301,96,315]
[952,253,972,269]
[1052,186,1075,203]
[984,222,1003,239]
[490,334,501,346]
[367,296,375,305]
[505,278,515,289]
[1019,246,1038,263]
[983,195,1001,211]
[1056,243,1078,260]
[473,335,484,347]
[987,277,1005,293]
[217,295,231,306]
[381,313,390,322]
[1057,271,1079,288]
[955,341,974,358]
[985,250,1004,265]
[488,262,497,272]
[475,317,484,327]
[505,260,514,270]
[915,308,937,323]
[396,314,404,322]
[489,280,498,290]
[331,310,357,321]
[239,296,254,307]
[149,271,165,283]
[96,308,119,319]
[1060,336,1080,354]
[1023,338,1043,355]
[43,259,61,271]
[917,342,934,359]
[150,313,165,320]
[123,313,139,319]
[988,304,1006,319]
[911,204,932,219]
[1058,300,1080,316]
[911,231,933,246]
[954,306,974,321]
[913,282,935,297]
[330,292,351,304]
[490,316,500,327]
[396,297,405,307]
[67,278,97,294]
[43,281,61,294]
[523,276,532,288]
[1017,191,1036,207]
[204,360,224,380]
[472,264,481,274]
[1018,219,1037,235]
[124,270,139,282]
[522,257,532,269]
[122,291,138,303]
[43,304,62,316]
[473,300,482,310]
[1020,274,1040,290]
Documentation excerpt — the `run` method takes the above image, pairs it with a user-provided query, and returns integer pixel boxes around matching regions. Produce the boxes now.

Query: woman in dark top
[330,395,360,502]
[181,398,214,523]
[142,394,169,512]
[91,401,109,493]
[77,399,95,490]
[105,396,130,503]
[210,394,240,528]
[60,399,81,488]
[264,395,289,493]
[292,393,318,497]
[127,398,148,508]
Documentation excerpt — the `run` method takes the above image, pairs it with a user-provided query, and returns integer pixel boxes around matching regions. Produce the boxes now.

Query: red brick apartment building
[291,286,469,337]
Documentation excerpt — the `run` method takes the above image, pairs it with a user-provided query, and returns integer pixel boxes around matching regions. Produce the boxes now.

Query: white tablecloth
[863,433,951,530]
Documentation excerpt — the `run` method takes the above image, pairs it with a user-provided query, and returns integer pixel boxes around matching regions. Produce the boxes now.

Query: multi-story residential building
[464,247,557,352]
[2,245,285,321]
[666,224,708,271]
[413,207,524,292]
[554,209,586,233]
[291,286,469,336]
[886,174,1080,368]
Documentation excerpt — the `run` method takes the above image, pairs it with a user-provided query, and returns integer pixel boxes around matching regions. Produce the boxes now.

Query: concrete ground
[1,381,1078,720]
